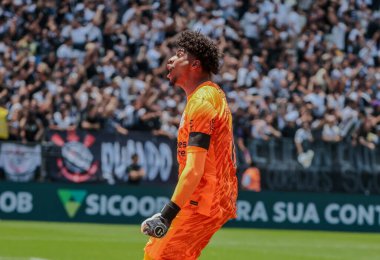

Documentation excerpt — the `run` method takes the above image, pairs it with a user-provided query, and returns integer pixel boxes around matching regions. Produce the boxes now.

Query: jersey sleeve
[186,97,217,151]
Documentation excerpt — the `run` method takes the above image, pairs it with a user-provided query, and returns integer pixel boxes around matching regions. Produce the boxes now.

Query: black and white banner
[45,130,177,184]
[248,139,380,194]
[0,142,41,182]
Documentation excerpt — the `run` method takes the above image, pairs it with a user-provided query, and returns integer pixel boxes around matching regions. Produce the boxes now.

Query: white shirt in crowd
[85,23,103,43]
[71,26,88,44]
[304,92,326,117]
[53,112,76,129]
[146,47,162,69]
[192,19,214,36]
[56,43,75,59]
[240,10,260,39]
[322,124,341,140]
[295,127,312,144]
[331,22,347,50]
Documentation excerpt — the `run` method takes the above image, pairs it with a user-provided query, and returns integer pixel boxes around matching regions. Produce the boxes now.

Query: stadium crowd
[0,0,379,165]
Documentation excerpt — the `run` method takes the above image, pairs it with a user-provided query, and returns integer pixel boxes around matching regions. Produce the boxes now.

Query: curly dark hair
[175,31,221,74]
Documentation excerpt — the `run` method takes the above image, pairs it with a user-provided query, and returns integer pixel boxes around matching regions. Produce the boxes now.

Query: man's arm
[171,148,207,208]
[141,148,207,238]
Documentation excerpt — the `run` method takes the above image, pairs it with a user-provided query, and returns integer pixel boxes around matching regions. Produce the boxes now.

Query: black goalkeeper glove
[141,201,180,238]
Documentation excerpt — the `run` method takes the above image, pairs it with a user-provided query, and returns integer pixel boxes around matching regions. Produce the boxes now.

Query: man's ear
[191,60,201,69]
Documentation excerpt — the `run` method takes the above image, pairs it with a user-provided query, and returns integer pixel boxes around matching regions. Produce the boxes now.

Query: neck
[182,72,211,97]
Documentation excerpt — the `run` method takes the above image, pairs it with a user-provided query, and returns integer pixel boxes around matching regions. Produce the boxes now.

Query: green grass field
[1,220,380,260]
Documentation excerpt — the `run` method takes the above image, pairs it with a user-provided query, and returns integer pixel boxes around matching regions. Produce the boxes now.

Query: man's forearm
[141,149,208,238]
[171,150,207,208]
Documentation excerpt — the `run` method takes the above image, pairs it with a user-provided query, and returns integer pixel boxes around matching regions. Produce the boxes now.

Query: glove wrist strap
[161,201,180,223]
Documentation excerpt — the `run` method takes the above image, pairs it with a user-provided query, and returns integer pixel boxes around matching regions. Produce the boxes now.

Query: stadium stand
[0,0,379,172]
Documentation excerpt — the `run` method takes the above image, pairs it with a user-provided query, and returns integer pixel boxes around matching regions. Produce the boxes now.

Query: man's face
[132,156,138,163]
[166,48,194,87]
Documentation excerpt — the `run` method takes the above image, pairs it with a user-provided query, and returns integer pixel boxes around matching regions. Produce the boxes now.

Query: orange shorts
[144,206,230,260]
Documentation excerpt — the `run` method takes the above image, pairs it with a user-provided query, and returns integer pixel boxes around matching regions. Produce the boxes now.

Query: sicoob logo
[58,189,87,218]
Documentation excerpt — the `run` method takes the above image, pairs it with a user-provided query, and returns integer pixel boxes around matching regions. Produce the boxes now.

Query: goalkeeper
[141,31,238,260]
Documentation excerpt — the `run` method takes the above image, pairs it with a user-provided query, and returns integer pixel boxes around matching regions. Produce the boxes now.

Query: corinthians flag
[45,129,177,184]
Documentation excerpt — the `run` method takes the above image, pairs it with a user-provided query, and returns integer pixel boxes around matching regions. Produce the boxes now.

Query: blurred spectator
[7,109,21,141]
[358,117,378,150]
[235,107,253,165]
[281,112,298,139]
[127,153,145,185]
[322,113,341,143]
[241,161,261,192]
[0,104,8,140]
[251,113,281,141]
[20,111,44,143]
[295,121,314,168]
[50,103,77,131]
[81,103,101,130]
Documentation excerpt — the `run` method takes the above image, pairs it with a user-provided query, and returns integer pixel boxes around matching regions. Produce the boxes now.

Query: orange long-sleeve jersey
[176,81,238,219]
